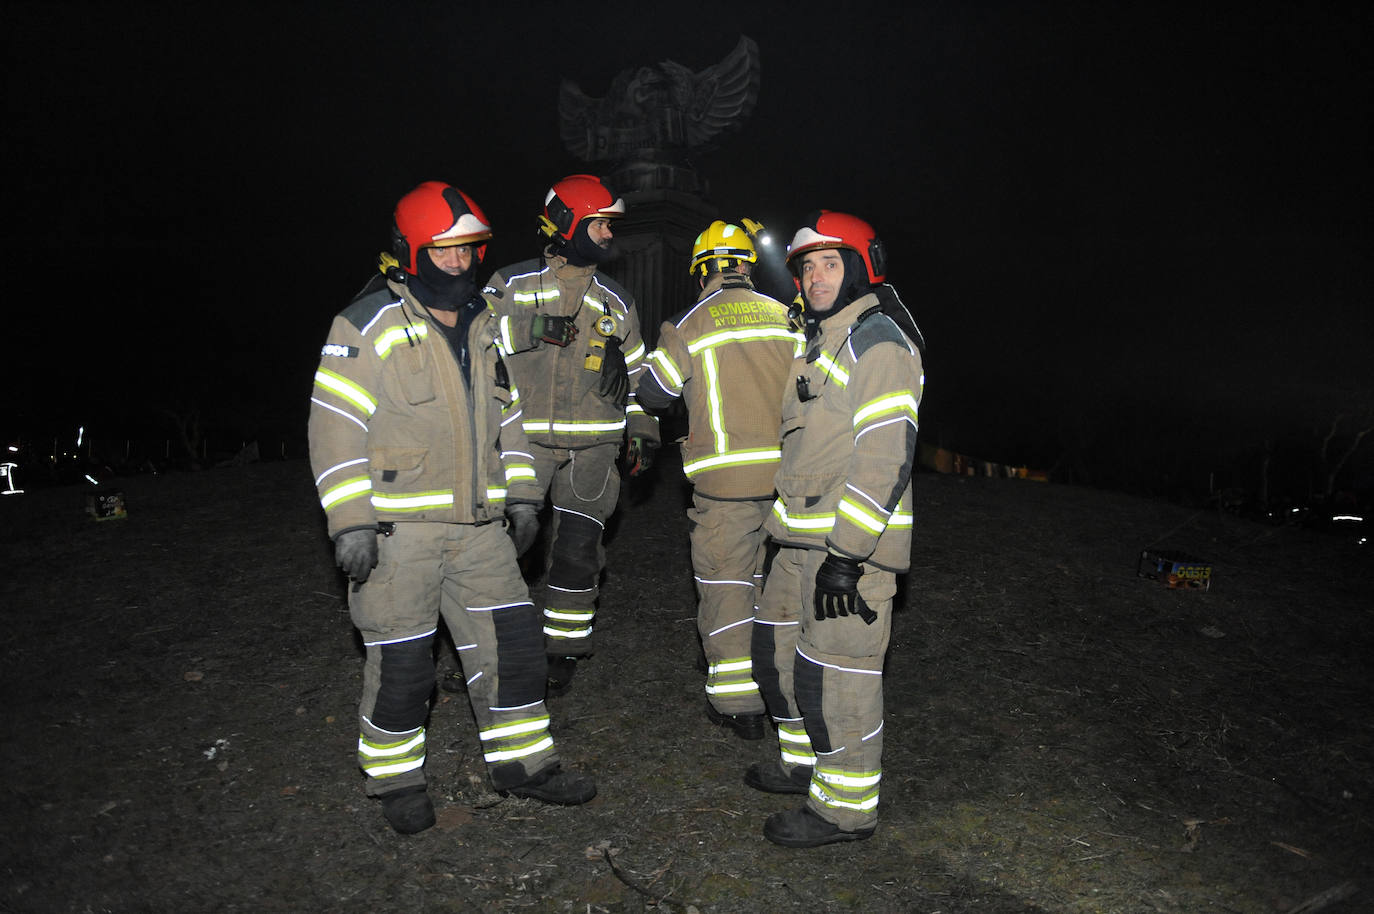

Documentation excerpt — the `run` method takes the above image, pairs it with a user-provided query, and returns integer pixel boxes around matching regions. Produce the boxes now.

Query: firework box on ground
[85,488,127,521]
[1137,549,1211,590]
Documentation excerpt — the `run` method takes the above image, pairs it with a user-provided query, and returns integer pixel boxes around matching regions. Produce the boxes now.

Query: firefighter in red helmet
[746,210,925,847]
[483,175,660,695]
[308,181,596,835]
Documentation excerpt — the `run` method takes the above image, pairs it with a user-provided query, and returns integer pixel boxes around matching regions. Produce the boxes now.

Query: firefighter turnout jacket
[637,272,804,499]
[308,276,540,537]
[754,288,924,833]
[307,276,557,801]
[766,291,924,571]
[484,251,659,450]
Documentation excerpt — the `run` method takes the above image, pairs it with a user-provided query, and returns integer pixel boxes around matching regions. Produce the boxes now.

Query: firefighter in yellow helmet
[747,210,925,847]
[307,181,596,834]
[636,220,803,740]
[482,175,661,695]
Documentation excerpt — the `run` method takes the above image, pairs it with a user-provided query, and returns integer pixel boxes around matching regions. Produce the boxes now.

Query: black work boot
[706,705,766,740]
[764,806,875,848]
[496,763,597,805]
[744,761,812,795]
[546,655,580,697]
[379,785,435,835]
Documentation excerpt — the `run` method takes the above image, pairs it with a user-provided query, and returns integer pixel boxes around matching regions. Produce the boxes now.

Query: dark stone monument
[558,36,761,343]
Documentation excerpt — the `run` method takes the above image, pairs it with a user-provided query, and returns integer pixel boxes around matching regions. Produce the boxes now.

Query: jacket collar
[815,291,879,338]
[544,248,598,282]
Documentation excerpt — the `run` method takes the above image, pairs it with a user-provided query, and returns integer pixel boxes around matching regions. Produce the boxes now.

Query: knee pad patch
[751,623,785,713]
[371,637,435,731]
[494,603,546,705]
[547,511,601,590]
[795,653,831,752]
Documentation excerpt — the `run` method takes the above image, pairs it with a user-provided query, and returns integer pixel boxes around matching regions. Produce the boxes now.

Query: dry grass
[0,458,1369,912]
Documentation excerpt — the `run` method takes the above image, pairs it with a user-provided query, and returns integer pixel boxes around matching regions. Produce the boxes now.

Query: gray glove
[335,528,379,583]
[531,314,578,347]
[506,503,540,557]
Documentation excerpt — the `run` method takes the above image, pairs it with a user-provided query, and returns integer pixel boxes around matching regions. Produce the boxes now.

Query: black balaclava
[408,247,479,312]
[561,219,616,267]
[800,248,871,335]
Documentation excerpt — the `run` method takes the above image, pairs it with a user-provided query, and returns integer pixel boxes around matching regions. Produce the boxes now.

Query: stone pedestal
[601,189,717,348]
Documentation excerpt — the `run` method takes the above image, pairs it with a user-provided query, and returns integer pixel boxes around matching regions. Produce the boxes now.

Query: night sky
[4,1,1371,482]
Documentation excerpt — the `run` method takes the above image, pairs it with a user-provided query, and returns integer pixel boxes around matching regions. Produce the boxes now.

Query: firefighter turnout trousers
[752,545,894,833]
[351,521,557,798]
[689,493,770,716]
[529,442,621,658]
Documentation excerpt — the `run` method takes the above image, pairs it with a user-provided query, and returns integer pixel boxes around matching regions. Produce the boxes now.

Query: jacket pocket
[370,446,429,489]
[397,344,436,405]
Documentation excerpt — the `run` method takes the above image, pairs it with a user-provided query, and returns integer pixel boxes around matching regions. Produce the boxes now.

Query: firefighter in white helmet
[746,210,925,847]
[636,220,804,741]
[483,175,660,695]
[308,181,596,834]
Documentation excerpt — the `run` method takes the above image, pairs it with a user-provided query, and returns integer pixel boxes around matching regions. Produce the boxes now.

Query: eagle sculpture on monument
[558,36,760,168]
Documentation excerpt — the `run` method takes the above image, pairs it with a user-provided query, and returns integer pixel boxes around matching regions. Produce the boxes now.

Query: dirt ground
[1,454,1370,913]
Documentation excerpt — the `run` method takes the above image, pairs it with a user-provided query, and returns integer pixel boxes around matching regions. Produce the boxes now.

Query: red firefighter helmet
[785,210,887,284]
[391,181,493,274]
[538,174,626,243]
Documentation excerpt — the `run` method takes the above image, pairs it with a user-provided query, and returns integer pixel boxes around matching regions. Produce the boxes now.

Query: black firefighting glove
[531,314,578,348]
[625,436,657,478]
[597,336,629,408]
[506,503,540,557]
[335,528,379,583]
[814,552,877,624]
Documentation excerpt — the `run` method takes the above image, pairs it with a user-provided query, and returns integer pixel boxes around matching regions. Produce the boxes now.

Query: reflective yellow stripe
[372,491,454,512]
[314,368,377,416]
[373,322,428,359]
[815,351,850,386]
[772,499,835,533]
[321,475,371,511]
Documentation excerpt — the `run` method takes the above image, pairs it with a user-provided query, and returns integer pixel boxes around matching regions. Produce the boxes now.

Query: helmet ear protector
[868,236,887,282]
[390,223,412,273]
[539,194,576,240]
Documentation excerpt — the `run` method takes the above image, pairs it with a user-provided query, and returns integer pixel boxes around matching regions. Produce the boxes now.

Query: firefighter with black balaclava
[308,181,596,835]
[746,211,925,848]
[483,175,660,696]
[635,221,803,741]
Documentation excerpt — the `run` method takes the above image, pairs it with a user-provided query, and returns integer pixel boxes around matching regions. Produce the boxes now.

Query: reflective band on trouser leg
[795,648,883,831]
[752,546,804,719]
[481,600,555,781]
[692,494,769,716]
[705,654,761,713]
[775,717,816,769]
[543,507,604,656]
[540,442,619,656]
[753,546,807,772]
[796,615,890,830]
[358,723,426,788]
[437,522,559,786]
[357,635,437,796]
[793,556,893,832]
